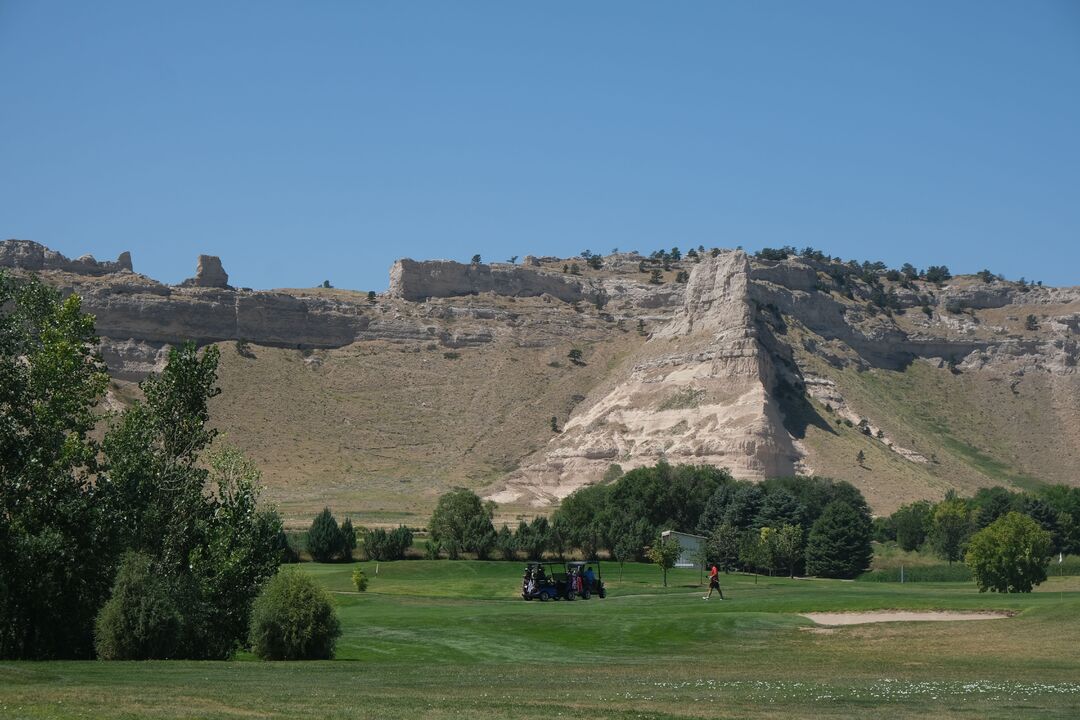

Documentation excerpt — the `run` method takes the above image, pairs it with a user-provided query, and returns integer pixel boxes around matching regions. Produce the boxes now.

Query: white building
[660,530,706,568]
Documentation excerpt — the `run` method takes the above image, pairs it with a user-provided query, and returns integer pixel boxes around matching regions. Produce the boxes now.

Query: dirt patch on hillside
[802,610,1013,626]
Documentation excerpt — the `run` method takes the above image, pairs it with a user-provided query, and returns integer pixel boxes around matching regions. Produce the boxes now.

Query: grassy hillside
[4,561,1079,718]
[794,342,1080,513]
[206,298,644,527]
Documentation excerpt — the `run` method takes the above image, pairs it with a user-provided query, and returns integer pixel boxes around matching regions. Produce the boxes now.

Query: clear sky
[2,2,1078,291]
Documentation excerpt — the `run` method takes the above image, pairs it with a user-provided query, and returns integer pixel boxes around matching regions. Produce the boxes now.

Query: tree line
[422,462,876,580]
[877,485,1080,563]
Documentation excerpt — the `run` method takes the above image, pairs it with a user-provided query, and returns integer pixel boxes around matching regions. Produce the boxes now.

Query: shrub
[351,566,368,592]
[249,568,340,660]
[423,540,440,559]
[365,525,413,561]
[94,552,182,660]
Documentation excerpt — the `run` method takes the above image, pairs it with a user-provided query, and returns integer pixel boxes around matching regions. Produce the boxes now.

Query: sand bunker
[802,611,1012,626]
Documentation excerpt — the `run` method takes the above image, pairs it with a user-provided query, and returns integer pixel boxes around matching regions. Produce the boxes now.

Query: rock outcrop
[389,258,597,303]
[181,254,230,288]
[492,251,806,505]
[0,239,132,275]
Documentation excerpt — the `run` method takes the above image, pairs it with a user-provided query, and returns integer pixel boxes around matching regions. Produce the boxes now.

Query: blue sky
[2,2,1078,290]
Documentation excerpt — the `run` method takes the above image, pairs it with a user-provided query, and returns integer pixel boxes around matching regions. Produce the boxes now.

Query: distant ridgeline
[3,238,1079,514]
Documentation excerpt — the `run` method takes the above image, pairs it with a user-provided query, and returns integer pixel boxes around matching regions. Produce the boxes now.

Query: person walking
[703,564,724,600]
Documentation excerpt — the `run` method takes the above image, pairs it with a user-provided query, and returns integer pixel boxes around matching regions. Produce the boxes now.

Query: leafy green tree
[613,536,638,580]
[766,524,804,578]
[102,344,280,659]
[366,290,376,303]
[965,512,1052,593]
[308,508,344,562]
[552,482,608,555]
[568,348,584,365]
[805,501,873,579]
[929,496,973,565]
[471,254,482,264]
[738,529,768,575]
[649,268,663,284]
[0,273,111,659]
[429,489,488,560]
[184,446,283,657]
[705,523,741,572]
[646,535,681,587]
[891,501,933,551]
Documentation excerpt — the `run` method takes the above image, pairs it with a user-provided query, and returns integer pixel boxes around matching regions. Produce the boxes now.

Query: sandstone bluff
[3,238,1078,516]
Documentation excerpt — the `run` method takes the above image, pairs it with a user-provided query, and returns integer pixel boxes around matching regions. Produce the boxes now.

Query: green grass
[3,561,1079,718]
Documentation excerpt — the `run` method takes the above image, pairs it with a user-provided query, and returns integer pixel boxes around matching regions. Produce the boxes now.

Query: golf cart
[565,560,606,599]
[521,561,576,601]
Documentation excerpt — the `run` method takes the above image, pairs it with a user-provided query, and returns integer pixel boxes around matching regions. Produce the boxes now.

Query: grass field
[3,561,1079,719]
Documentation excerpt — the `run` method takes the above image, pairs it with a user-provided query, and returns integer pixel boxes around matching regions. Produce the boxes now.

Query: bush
[94,552,182,660]
[351,566,368,592]
[249,568,341,660]
[365,525,413,561]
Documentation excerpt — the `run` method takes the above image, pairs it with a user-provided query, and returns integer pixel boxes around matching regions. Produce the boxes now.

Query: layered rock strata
[491,251,806,505]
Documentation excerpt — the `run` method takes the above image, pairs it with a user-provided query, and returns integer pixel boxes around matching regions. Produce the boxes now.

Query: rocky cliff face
[491,251,805,505]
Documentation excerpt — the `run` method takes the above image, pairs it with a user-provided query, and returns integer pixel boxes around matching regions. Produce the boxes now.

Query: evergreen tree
[495,524,516,560]
[756,488,804,530]
[339,518,356,561]
[308,508,343,563]
[805,501,873,579]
